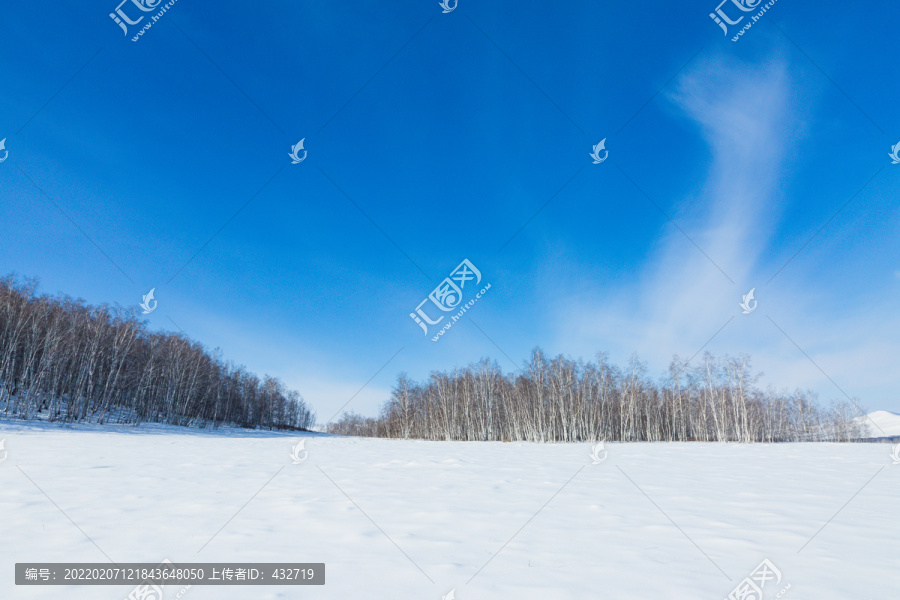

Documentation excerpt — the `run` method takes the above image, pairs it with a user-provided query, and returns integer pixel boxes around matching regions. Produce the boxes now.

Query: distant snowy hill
[855,410,900,438]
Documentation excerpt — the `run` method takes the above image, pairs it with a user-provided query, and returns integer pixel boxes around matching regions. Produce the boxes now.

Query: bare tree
[328,347,861,443]
[0,275,315,430]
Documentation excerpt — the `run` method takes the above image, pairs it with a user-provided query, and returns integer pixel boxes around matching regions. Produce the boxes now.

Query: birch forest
[328,351,865,442]
[0,276,315,429]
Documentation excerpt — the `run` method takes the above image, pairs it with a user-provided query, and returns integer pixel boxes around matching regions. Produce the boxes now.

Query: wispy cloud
[555,53,793,363]
[552,52,898,408]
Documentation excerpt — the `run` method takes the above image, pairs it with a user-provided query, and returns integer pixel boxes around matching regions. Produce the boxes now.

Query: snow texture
[0,421,897,599]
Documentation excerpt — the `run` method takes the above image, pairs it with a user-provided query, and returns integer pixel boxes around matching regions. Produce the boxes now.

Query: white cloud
[555,54,792,364]
[551,53,900,411]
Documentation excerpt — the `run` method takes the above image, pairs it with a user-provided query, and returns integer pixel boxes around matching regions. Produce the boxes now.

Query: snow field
[0,423,897,599]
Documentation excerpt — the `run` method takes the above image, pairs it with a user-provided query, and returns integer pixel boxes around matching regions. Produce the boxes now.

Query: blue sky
[1,0,898,420]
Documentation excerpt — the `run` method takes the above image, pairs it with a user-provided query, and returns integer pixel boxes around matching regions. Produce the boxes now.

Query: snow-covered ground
[0,422,897,599]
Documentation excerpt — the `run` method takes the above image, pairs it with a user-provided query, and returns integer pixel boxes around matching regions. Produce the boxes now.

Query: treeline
[328,351,864,442]
[0,276,315,429]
